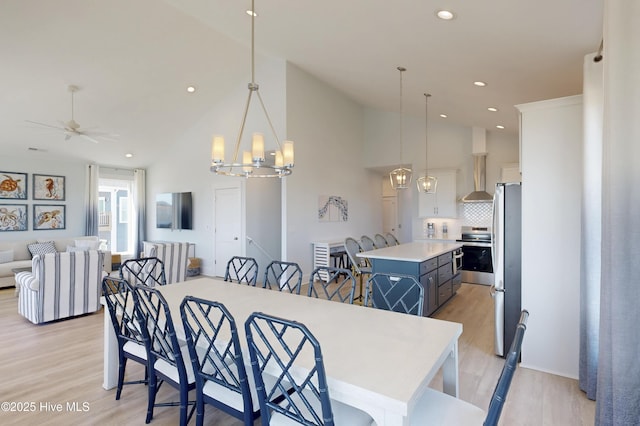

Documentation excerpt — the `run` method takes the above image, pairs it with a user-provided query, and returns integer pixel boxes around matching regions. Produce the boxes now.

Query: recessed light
[488,107,498,112]
[439,114,448,118]
[246,10,257,17]
[496,125,505,130]
[186,85,196,93]
[436,10,455,20]
[474,81,487,87]
[125,153,133,158]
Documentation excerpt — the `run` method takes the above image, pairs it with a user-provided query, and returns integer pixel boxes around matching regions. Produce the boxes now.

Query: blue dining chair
[180,296,259,426]
[120,257,167,287]
[131,284,195,425]
[364,273,424,316]
[224,256,259,286]
[101,276,148,400]
[308,266,357,304]
[244,312,374,426]
[262,260,303,294]
[408,310,529,426]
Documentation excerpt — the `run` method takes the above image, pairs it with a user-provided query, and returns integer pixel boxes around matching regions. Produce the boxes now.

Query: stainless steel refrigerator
[491,182,522,356]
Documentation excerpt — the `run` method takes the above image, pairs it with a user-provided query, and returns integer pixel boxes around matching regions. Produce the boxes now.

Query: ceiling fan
[26,85,119,144]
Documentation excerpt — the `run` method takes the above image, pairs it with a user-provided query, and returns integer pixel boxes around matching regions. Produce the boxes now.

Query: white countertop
[357,241,462,263]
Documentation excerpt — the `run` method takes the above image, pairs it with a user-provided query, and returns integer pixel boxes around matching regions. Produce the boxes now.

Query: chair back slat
[360,235,376,252]
[385,232,400,245]
[131,285,184,374]
[263,261,303,294]
[484,310,529,426]
[180,296,255,420]
[224,256,259,286]
[374,234,389,248]
[308,267,356,304]
[102,276,145,348]
[245,312,334,426]
[365,273,424,316]
[120,257,167,287]
[344,237,369,275]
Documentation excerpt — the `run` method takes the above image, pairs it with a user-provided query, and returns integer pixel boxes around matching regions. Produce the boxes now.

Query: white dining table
[102,277,462,426]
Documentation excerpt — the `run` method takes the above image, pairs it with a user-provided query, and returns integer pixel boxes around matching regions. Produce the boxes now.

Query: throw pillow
[27,241,57,257]
[75,239,100,250]
[0,249,14,264]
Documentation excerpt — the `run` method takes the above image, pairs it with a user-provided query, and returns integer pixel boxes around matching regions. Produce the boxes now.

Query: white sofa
[142,241,190,284]
[0,236,111,289]
[16,250,107,324]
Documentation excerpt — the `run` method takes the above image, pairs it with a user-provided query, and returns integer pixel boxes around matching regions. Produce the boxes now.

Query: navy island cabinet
[358,242,462,317]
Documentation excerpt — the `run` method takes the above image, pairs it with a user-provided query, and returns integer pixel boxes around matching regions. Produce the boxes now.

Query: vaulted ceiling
[0,0,603,168]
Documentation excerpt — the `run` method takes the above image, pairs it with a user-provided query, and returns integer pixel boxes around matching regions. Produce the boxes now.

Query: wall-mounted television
[156,192,193,230]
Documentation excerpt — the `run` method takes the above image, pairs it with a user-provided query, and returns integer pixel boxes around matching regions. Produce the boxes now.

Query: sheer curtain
[85,163,99,236]
[595,2,640,423]
[132,169,146,258]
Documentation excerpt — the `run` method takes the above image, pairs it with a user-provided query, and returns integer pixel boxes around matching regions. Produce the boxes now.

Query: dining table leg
[102,303,118,390]
[441,342,459,398]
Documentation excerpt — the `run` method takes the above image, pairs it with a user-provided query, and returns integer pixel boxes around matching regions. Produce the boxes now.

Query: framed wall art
[33,204,66,230]
[33,174,65,200]
[0,171,28,200]
[318,195,348,222]
[0,204,28,231]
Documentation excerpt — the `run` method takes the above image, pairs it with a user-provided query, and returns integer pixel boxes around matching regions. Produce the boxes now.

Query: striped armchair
[142,241,190,284]
[16,250,106,324]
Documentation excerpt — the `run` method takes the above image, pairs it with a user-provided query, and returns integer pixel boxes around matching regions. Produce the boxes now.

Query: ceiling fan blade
[79,133,101,144]
[25,120,65,131]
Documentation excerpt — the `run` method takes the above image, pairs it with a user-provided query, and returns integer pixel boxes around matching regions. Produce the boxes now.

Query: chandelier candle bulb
[252,133,265,163]
[283,141,294,166]
[243,151,252,174]
[212,135,225,163]
[275,151,284,167]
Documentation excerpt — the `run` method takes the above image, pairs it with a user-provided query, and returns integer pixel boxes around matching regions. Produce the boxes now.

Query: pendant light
[210,0,294,177]
[389,66,412,190]
[417,93,438,193]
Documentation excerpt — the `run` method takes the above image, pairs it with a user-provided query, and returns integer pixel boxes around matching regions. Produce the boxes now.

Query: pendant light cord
[398,66,406,162]
[424,93,431,175]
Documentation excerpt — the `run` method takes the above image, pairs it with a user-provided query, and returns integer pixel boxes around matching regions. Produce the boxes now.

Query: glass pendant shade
[417,175,438,193]
[389,66,412,190]
[417,93,437,193]
[390,167,412,190]
[209,0,293,178]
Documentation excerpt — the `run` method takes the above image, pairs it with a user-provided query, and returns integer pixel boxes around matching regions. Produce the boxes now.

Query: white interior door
[214,187,242,277]
[382,196,398,234]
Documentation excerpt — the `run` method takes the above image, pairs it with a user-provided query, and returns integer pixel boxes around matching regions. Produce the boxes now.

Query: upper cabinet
[418,169,457,218]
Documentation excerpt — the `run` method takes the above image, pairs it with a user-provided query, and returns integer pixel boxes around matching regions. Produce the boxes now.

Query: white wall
[517,95,583,378]
[0,154,86,241]
[363,108,519,239]
[285,63,381,274]
[146,49,288,276]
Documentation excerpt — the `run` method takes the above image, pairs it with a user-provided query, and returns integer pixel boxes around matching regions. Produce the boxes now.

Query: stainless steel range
[456,226,493,285]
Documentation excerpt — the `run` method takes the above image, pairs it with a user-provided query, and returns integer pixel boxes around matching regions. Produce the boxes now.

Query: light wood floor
[0,282,594,425]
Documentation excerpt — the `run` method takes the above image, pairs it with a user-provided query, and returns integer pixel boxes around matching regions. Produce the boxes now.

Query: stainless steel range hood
[462,127,494,203]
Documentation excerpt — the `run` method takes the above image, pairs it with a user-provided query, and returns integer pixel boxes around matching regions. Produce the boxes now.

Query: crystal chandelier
[210,0,294,178]
[417,93,437,193]
[389,66,412,190]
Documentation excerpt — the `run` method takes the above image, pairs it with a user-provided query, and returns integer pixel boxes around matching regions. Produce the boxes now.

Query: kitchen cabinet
[418,169,457,218]
[357,242,462,317]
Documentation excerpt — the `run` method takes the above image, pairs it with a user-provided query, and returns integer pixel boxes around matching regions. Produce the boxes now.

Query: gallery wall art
[318,195,348,222]
[0,204,28,231]
[33,204,66,230]
[0,171,27,200]
[33,174,65,200]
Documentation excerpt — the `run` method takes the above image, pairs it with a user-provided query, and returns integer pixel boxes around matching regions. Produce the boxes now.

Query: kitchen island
[358,241,463,316]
